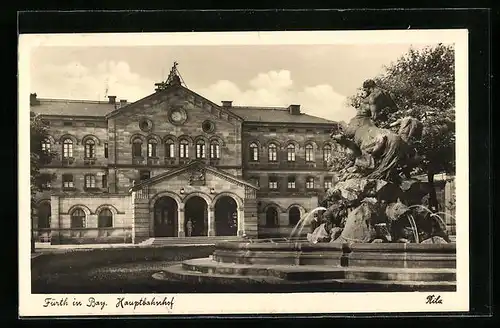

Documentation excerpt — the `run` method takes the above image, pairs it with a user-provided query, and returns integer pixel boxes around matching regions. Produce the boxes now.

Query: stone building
[31,67,340,244]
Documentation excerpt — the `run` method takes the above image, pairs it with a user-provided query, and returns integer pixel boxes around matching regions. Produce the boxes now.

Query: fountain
[152,82,456,291]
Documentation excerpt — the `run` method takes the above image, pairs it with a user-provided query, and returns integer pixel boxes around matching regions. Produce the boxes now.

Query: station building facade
[31,73,340,244]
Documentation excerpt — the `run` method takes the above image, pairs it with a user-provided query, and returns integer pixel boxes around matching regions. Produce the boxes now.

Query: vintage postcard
[19,29,469,317]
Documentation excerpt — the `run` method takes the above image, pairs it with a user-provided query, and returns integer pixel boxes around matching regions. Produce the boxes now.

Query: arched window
[84,139,96,158]
[62,138,73,158]
[70,208,86,228]
[165,140,175,158]
[132,138,142,158]
[210,141,220,159]
[41,138,51,154]
[249,142,259,161]
[288,207,301,226]
[179,140,189,158]
[265,207,279,227]
[287,144,296,162]
[305,144,314,162]
[98,208,113,228]
[147,139,157,158]
[306,177,315,189]
[323,144,332,162]
[268,143,278,162]
[196,140,206,159]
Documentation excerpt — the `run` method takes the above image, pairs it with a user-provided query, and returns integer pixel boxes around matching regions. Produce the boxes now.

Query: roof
[229,106,336,125]
[129,160,259,192]
[31,99,116,117]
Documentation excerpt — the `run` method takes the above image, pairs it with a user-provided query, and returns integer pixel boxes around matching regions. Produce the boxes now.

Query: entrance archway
[265,207,279,227]
[153,196,178,237]
[38,202,51,229]
[184,196,208,236]
[214,196,238,236]
[288,207,301,226]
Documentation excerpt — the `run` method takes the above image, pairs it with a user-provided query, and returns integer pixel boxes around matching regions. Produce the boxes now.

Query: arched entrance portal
[214,196,238,236]
[184,196,208,237]
[266,207,279,227]
[288,207,301,226]
[153,197,178,237]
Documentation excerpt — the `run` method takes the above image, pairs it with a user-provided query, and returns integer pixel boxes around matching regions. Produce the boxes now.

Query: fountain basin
[154,239,456,291]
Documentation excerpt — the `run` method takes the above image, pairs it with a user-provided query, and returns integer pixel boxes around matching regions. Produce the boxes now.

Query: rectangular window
[306,178,315,189]
[324,178,333,190]
[102,174,108,188]
[287,177,296,189]
[85,175,96,188]
[62,174,74,188]
[269,177,278,190]
[139,170,150,181]
[63,121,73,127]
[85,122,96,127]
[104,143,108,158]
[250,177,260,187]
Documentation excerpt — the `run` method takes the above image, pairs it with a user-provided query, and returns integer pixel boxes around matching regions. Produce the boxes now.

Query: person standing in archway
[186,218,193,237]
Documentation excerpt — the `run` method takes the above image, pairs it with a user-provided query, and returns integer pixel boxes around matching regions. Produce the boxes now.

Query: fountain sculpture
[154,79,456,291]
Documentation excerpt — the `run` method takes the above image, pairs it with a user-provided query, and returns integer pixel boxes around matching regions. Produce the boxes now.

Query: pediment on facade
[105,83,243,123]
[128,160,259,192]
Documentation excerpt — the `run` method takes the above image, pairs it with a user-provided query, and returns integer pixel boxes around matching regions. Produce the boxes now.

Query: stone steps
[150,236,243,246]
[157,262,456,291]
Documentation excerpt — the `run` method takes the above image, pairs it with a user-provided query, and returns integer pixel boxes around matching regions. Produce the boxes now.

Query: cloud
[31,60,154,102]
[197,70,356,122]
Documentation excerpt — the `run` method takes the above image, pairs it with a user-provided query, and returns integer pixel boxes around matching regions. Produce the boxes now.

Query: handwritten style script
[42,296,175,311]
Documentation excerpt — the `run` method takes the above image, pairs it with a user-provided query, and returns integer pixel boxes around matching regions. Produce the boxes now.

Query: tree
[30,112,57,252]
[346,44,456,211]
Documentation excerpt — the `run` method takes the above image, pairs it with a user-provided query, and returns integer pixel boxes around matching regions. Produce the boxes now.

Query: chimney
[30,93,40,106]
[107,95,116,104]
[119,99,128,107]
[288,104,301,115]
[221,101,233,108]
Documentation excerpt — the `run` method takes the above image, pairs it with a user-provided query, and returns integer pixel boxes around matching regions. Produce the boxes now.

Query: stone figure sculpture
[308,79,450,245]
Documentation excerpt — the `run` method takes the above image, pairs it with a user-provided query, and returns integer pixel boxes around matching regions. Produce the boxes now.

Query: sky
[30,43,437,123]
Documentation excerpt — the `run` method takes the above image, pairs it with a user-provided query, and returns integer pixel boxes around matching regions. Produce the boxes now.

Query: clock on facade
[168,107,188,125]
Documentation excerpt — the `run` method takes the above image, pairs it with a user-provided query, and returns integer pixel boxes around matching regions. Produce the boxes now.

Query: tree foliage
[347,43,456,177]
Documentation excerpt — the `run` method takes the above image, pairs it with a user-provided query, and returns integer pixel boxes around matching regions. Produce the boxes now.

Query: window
[41,138,51,153]
[85,122,96,127]
[268,143,278,162]
[104,143,108,158]
[305,144,314,162]
[306,177,315,189]
[324,177,333,190]
[196,140,206,159]
[132,138,142,157]
[71,208,86,228]
[63,121,73,127]
[287,144,296,162]
[62,174,74,188]
[289,207,301,226]
[179,140,189,158]
[165,140,175,158]
[210,141,220,159]
[147,139,157,157]
[249,177,260,187]
[269,128,277,132]
[269,177,278,190]
[249,142,259,161]
[287,176,296,189]
[85,175,96,188]
[139,170,150,181]
[102,174,108,188]
[98,208,113,228]
[84,139,96,158]
[62,139,73,158]
[323,145,332,162]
